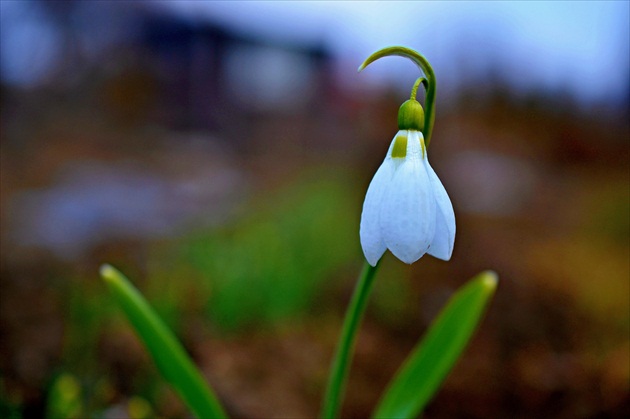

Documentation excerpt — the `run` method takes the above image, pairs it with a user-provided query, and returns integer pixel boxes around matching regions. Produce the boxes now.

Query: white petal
[380,139,436,264]
[405,130,424,160]
[425,159,456,260]
[360,159,394,266]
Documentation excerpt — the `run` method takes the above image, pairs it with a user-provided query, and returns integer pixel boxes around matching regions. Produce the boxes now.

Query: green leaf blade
[373,270,498,419]
[100,264,228,419]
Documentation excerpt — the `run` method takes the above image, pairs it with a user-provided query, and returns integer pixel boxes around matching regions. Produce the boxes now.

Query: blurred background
[1,1,628,418]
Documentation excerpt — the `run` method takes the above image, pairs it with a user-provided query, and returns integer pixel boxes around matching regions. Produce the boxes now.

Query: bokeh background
[1,1,628,418]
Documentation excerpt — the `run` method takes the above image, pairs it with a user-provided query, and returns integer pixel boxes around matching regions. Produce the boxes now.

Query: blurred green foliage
[0,377,22,419]
[22,171,366,418]
[148,170,361,333]
[46,373,83,419]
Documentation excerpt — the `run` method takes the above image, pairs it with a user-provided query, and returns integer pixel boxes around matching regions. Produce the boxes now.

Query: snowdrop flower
[360,99,455,266]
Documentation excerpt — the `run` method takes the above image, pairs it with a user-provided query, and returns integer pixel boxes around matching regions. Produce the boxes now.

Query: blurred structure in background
[1,1,628,418]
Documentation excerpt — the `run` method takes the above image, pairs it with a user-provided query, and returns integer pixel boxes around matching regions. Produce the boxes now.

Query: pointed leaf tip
[478,270,498,291]
[99,264,117,282]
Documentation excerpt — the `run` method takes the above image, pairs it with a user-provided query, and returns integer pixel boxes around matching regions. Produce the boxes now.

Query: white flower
[360,129,455,266]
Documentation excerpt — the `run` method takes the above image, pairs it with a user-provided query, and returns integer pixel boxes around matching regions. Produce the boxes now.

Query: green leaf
[372,270,498,419]
[100,264,227,419]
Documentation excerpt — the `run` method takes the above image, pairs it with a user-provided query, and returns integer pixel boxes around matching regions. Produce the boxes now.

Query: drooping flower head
[358,47,455,266]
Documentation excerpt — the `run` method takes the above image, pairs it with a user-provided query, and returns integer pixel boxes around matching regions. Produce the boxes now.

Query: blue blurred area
[0,2,628,418]
[2,1,628,105]
[1,1,627,254]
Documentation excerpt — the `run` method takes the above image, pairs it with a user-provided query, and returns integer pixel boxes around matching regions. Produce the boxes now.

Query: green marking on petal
[420,134,426,159]
[391,134,408,158]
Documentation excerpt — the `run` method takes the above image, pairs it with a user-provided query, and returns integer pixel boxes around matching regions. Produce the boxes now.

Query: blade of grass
[373,270,498,419]
[100,264,227,419]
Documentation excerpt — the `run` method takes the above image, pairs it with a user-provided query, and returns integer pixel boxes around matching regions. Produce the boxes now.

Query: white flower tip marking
[365,257,379,267]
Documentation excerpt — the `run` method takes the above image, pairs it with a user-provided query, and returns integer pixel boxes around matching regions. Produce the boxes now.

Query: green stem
[321,261,380,419]
[410,77,426,101]
[359,46,437,147]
